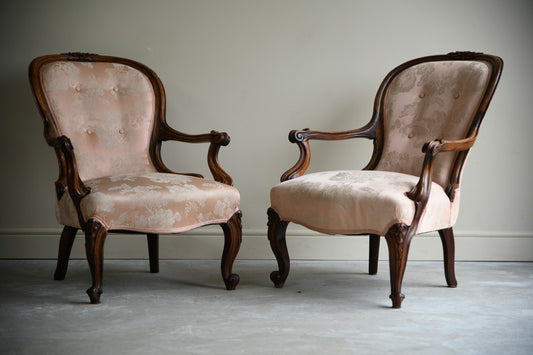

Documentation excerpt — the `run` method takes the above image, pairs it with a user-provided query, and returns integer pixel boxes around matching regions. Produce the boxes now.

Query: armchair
[268,52,503,308]
[29,53,242,303]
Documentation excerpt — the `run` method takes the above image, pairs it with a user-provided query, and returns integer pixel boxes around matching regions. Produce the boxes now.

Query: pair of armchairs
[29,52,502,307]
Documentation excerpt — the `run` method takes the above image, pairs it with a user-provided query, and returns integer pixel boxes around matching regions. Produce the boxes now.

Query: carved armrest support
[49,136,91,229]
[157,124,233,185]
[406,136,476,205]
[281,124,376,182]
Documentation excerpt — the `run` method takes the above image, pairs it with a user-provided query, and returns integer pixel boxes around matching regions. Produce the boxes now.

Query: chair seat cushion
[270,170,460,236]
[57,172,240,233]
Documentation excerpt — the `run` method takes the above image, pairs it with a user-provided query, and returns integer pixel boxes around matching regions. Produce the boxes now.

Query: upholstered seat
[29,53,242,303]
[271,170,459,236]
[267,52,503,308]
[57,172,240,233]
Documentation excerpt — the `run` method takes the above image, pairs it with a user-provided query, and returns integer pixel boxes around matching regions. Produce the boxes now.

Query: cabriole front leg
[267,208,290,288]
[220,210,242,290]
[384,224,412,308]
[84,219,107,304]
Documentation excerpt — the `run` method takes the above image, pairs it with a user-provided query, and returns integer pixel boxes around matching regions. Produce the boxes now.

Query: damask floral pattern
[41,61,157,181]
[375,61,490,188]
[57,173,240,233]
[41,61,240,232]
[271,170,459,236]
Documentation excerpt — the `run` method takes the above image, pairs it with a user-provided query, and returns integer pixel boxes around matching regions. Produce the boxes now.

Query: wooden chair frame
[268,51,503,308]
[29,53,242,303]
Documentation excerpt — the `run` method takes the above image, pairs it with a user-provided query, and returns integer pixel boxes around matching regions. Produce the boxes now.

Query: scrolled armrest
[422,136,476,155]
[289,125,376,143]
[407,136,477,204]
[156,124,234,185]
[281,124,376,182]
[49,136,91,199]
[206,130,233,185]
[158,123,230,146]
[49,136,91,229]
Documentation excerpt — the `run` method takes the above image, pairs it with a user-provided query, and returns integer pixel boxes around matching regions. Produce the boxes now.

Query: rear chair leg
[54,226,78,280]
[369,234,380,275]
[147,233,159,273]
[438,227,457,287]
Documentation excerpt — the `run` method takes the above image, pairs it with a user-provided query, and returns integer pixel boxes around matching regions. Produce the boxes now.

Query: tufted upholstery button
[86,129,93,135]
[119,128,125,134]
[112,86,118,92]
[418,93,425,98]
[454,92,460,99]
[408,133,415,139]
[75,85,81,92]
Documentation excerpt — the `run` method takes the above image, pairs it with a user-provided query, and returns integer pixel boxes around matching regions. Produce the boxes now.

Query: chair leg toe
[270,271,286,288]
[86,287,103,304]
[224,274,240,290]
[390,292,405,308]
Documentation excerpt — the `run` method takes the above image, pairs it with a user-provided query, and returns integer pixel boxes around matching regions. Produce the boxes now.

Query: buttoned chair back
[37,58,159,181]
[375,58,495,195]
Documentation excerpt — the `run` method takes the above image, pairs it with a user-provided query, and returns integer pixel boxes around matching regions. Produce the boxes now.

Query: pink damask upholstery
[40,61,241,233]
[57,173,240,233]
[41,61,158,181]
[376,60,491,188]
[267,53,503,308]
[271,61,489,236]
[30,53,243,303]
[271,170,459,236]
[270,61,489,238]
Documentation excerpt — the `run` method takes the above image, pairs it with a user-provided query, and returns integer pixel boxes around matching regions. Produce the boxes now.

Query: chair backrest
[30,53,162,181]
[372,52,503,193]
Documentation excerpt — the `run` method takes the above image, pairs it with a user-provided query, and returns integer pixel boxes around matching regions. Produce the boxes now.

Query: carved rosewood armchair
[29,53,242,304]
[268,52,503,308]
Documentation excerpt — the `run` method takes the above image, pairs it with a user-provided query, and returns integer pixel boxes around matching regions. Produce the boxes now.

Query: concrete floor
[1,259,532,354]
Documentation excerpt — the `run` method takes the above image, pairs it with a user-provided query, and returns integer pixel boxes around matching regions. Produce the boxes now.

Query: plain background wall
[1,0,532,260]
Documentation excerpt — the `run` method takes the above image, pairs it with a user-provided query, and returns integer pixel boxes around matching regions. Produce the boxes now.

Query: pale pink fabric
[271,170,459,236]
[57,173,240,233]
[375,61,491,188]
[40,61,157,181]
[271,61,490,236]
[41,61,240,232]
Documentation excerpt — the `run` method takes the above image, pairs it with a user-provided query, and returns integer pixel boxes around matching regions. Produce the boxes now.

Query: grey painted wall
[1,0,532,259]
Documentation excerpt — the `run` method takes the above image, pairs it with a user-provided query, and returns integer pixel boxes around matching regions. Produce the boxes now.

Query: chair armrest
[156,124,234,185]
[402,135,476,235]
[281,123,376,182]
[49,136,91,228]
[406,136,476,204]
